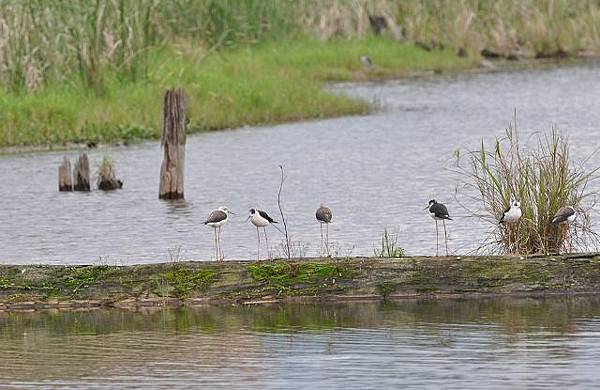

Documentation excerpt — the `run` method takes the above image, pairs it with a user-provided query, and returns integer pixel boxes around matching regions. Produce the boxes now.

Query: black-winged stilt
[248,208,278,260]
[204,206,233,261]
[551,206,576,252]
[316,204,332,256]
[499,200,522,254]
[426,199,452,256]
[360,55,373,71]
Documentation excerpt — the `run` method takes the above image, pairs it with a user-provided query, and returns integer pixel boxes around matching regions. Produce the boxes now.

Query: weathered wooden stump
[97,156,123,191]
[159,88,188,200]
[58,156,73,192]
[73,153,91,192]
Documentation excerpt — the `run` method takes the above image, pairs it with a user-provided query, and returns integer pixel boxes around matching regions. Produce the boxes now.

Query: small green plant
[374,229,406,258]
[62,266,109,291]
[455,120,600,254]
[96,155,123,190]
[97,155,114,176]
[0,277,12,289]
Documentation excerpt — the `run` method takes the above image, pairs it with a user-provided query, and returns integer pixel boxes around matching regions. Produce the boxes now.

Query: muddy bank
[1,254,600,311]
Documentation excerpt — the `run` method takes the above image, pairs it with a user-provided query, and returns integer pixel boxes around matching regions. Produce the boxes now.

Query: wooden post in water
[73,153,91,191]
[159,88,188,200]
[58,156,73,192]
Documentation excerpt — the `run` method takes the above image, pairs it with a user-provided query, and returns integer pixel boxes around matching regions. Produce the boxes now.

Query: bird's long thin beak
[424,206,429,210]
[229,211,236,215]
[245,215,251,222]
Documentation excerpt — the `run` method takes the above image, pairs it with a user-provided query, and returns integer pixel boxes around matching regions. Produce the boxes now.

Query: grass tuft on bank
[0,37,475,148]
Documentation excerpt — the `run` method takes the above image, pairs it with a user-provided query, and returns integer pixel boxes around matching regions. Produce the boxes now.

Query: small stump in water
[73,153,91,192]
[97,156,123,191]
[58,156,73,192]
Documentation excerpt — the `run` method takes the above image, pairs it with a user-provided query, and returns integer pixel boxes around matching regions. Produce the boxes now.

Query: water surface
[2,63,600,263]
[2,297,600,389]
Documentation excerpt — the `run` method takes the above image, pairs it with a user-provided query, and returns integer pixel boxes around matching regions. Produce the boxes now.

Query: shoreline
[2,53,596,157]
[2,254,600,312]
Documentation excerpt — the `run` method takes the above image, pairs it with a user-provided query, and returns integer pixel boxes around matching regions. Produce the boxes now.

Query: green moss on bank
[0,37,476,148]
[4,255,598,311]
[156,268,216,297]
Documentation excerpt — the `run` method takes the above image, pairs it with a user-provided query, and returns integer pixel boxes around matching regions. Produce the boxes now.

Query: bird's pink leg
[263,227,271,259]
[512,225,517,255]
[443,220,449,256]
[217,226,223,261]
[326,223,330,257]
[508,226,512,255]
[320,223,324,257]
[435,220,439,257]
[214,228,218,262]
[256,226,260,261]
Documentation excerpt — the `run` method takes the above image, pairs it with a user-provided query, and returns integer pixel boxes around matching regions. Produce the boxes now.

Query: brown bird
[551,206,576,253]
[316,204,333,257]
[204,206,233,261]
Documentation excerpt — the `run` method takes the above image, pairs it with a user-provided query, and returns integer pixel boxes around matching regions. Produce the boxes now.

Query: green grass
[0,36,475,148]
[374,229,406,258]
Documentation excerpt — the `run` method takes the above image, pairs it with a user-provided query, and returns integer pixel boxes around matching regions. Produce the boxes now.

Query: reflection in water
[2,64,600,264]
[1,297,600,389]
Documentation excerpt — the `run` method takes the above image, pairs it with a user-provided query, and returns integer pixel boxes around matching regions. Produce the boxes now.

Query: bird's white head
[512,200,520,209]
[425,199,436,210]
[246,208,257,222]
[218,206,232,214]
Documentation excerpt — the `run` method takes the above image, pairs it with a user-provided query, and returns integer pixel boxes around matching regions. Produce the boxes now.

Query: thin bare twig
[277,165,291,259]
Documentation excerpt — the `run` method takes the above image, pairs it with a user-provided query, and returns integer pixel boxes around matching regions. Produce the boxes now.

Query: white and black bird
[248,208,278,260]
[551,206,576,253]
[551,206,576,225]
[499,200,522,255]
[204,206,233,261]
[426,199,452,256]
[360,55,373,71]
[499,200,522,224]
[316,204,332,257]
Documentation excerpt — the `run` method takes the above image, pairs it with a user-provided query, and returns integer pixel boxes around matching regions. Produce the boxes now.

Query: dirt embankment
[2,254,600,312]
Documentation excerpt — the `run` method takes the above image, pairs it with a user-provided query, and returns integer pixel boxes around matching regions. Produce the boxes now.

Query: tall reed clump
[455,122,600,255]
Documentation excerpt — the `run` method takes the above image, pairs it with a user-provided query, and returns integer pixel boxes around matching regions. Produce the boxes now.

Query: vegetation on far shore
[2,0,600,148]
[0,37,474,148]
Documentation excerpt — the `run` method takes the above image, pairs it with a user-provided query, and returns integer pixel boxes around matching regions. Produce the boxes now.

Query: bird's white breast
[503,207,522,223]
[207,217,228,228]
[251,214,270,227]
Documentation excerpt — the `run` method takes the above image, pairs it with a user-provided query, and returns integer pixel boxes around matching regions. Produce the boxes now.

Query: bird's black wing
[258,209,277,223]
[204,210,227,224]
[551,207,575,224]
[499,205,511,223]
[431,203,451,220]
[316,206,332,223]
